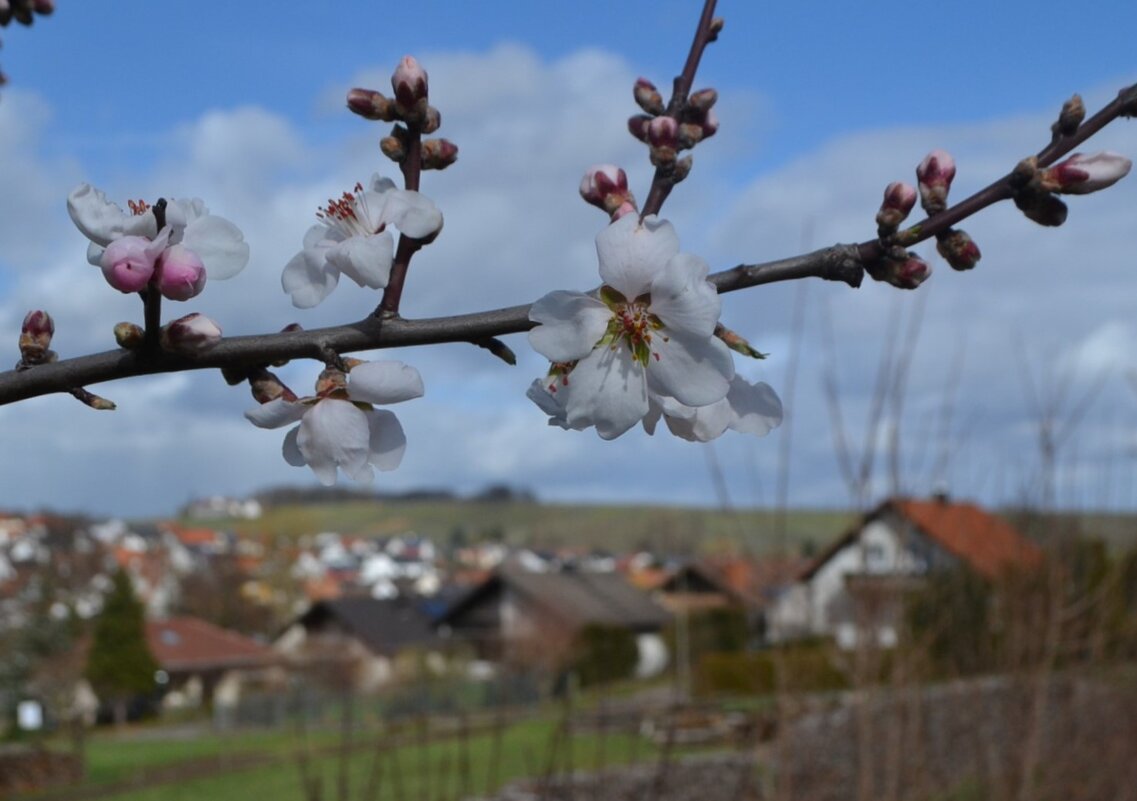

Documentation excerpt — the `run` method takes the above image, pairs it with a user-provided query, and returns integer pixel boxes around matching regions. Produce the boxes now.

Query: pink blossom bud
[688,88,718,113]
[1042,151,1132,195]
[580,165,636,218]
[916,149,956,213]
[421,138,459,170]
[876,181,919,231]
[870,252,931,290]
[647,115,679,149]
[99,235,160,293]
[19,309,53,361]
[154,244,207,301]
[935,228,981,271]
[391,55,428,108]
[161,313,222,353]
[633,77,664,115]
[627,114,652,143]
[346,88,394,121]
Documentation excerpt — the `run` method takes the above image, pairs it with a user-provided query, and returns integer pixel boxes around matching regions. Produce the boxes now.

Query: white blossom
[245,361,424,485]
[281,174,442,308]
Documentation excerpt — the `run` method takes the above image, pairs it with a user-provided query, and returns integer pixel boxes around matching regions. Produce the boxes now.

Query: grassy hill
[184,499,857,556]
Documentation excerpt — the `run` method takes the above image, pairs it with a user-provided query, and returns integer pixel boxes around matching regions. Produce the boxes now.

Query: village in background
[0,484,1134,801]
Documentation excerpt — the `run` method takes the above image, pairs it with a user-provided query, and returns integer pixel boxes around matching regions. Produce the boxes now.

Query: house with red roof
[767,496,1044,649]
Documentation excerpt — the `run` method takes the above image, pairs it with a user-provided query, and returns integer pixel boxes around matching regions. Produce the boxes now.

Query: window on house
[863,543,887,571]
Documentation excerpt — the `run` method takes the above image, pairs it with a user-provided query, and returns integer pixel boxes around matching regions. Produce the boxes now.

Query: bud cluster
[627,77,718,178]
[347,56,458,172]
[1012,151,1131,227]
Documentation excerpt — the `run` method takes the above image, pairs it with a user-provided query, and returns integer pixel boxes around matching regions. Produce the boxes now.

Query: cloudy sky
[1,1,1136,519]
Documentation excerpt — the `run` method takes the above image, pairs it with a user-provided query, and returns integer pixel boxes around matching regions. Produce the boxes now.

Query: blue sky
[2,1,1137,518]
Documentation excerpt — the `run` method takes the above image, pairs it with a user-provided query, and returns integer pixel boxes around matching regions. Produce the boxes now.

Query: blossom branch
[1,82,1132,407]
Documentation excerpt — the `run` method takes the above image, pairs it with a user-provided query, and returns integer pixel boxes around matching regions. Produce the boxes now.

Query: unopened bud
[935,228,981,271]
[869,251,931,290]
[876,181,919,232]
[421,106,442,134]
[1051,94,1085,139]
[634,77,664,115]
[250,370,295,404]
[682,107,718,143]
[1040,151,1132,195]
[708,17,725,39]
[916,149,956,214]
[113,321,144,350]
[160,313,222,354]
[391,55,428,108]
[627,114,652,143]
[421,138,459,170]
[346,88,395,121]
[688,88,718,113]
[19,310,53,361]
[380,134,407,163]
[647,115,679,149]
[99,234,162,293]
[1014,190,1068,227]
[580,164,636,217]
[154,244,206,301]
[673,154,693,183]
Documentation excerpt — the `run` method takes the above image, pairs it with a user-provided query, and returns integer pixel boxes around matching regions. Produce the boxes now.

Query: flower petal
[724,377,783,437]
[647,330,733,407]
[245,398,308,429]
[649,252,720,338]
[368,174,399,195]
[282,245,339,308]
[297,399,371,486]
[367,409,407,471]
[327,231,394,289]
[348,361,425,405]
[561,345,648,440]
[528,291,611,363]
[67,184,141,247]
[596,213,679,299]
[181,214,250,280]
[527,379,573,430]
[380,190,443,239]
[282,426,307,466]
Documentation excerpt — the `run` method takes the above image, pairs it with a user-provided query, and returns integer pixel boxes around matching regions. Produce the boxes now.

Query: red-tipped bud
[647,115,679,149]
[870,252,931,290]
[627,114,652,143]
[916,149,956,214]
[688,88,718,113]
[936,228,981,271]
[579,164,636,219]
[1041,151,1132,195]
[876,181,919,231]
[160,313,222,354]
[346,88,395,121]
[633,77,664,115]
[19,309,53,362]
[421,138,459,170]
[391,55,428,108]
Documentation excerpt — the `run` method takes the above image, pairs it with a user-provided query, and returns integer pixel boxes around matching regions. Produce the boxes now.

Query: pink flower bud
[647,116,679,149]
[161,312,222,353]
[19,309,53,361]
[579,164,628,206]
[391,55,428,108]
[627,114,652,143]
[421,138,459,170]
[346,87,394,121]
[935,228,981,271]
[870,252,931,289]
[99,235,161,293]
[1043,151,1132,195]
[916,149,956,213]
[633,77,664,115]
[154,244,207,301]
[876,181,919,230]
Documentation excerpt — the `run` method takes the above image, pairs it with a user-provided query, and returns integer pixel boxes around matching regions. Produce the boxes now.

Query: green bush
[694,643,849,697]
[571,624,639,688]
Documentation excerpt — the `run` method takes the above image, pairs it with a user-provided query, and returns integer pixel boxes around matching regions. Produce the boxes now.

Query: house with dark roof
[145,617,277,710]
[767,496,1044,649]
[434,564,672,678]
[274,596,442,692]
